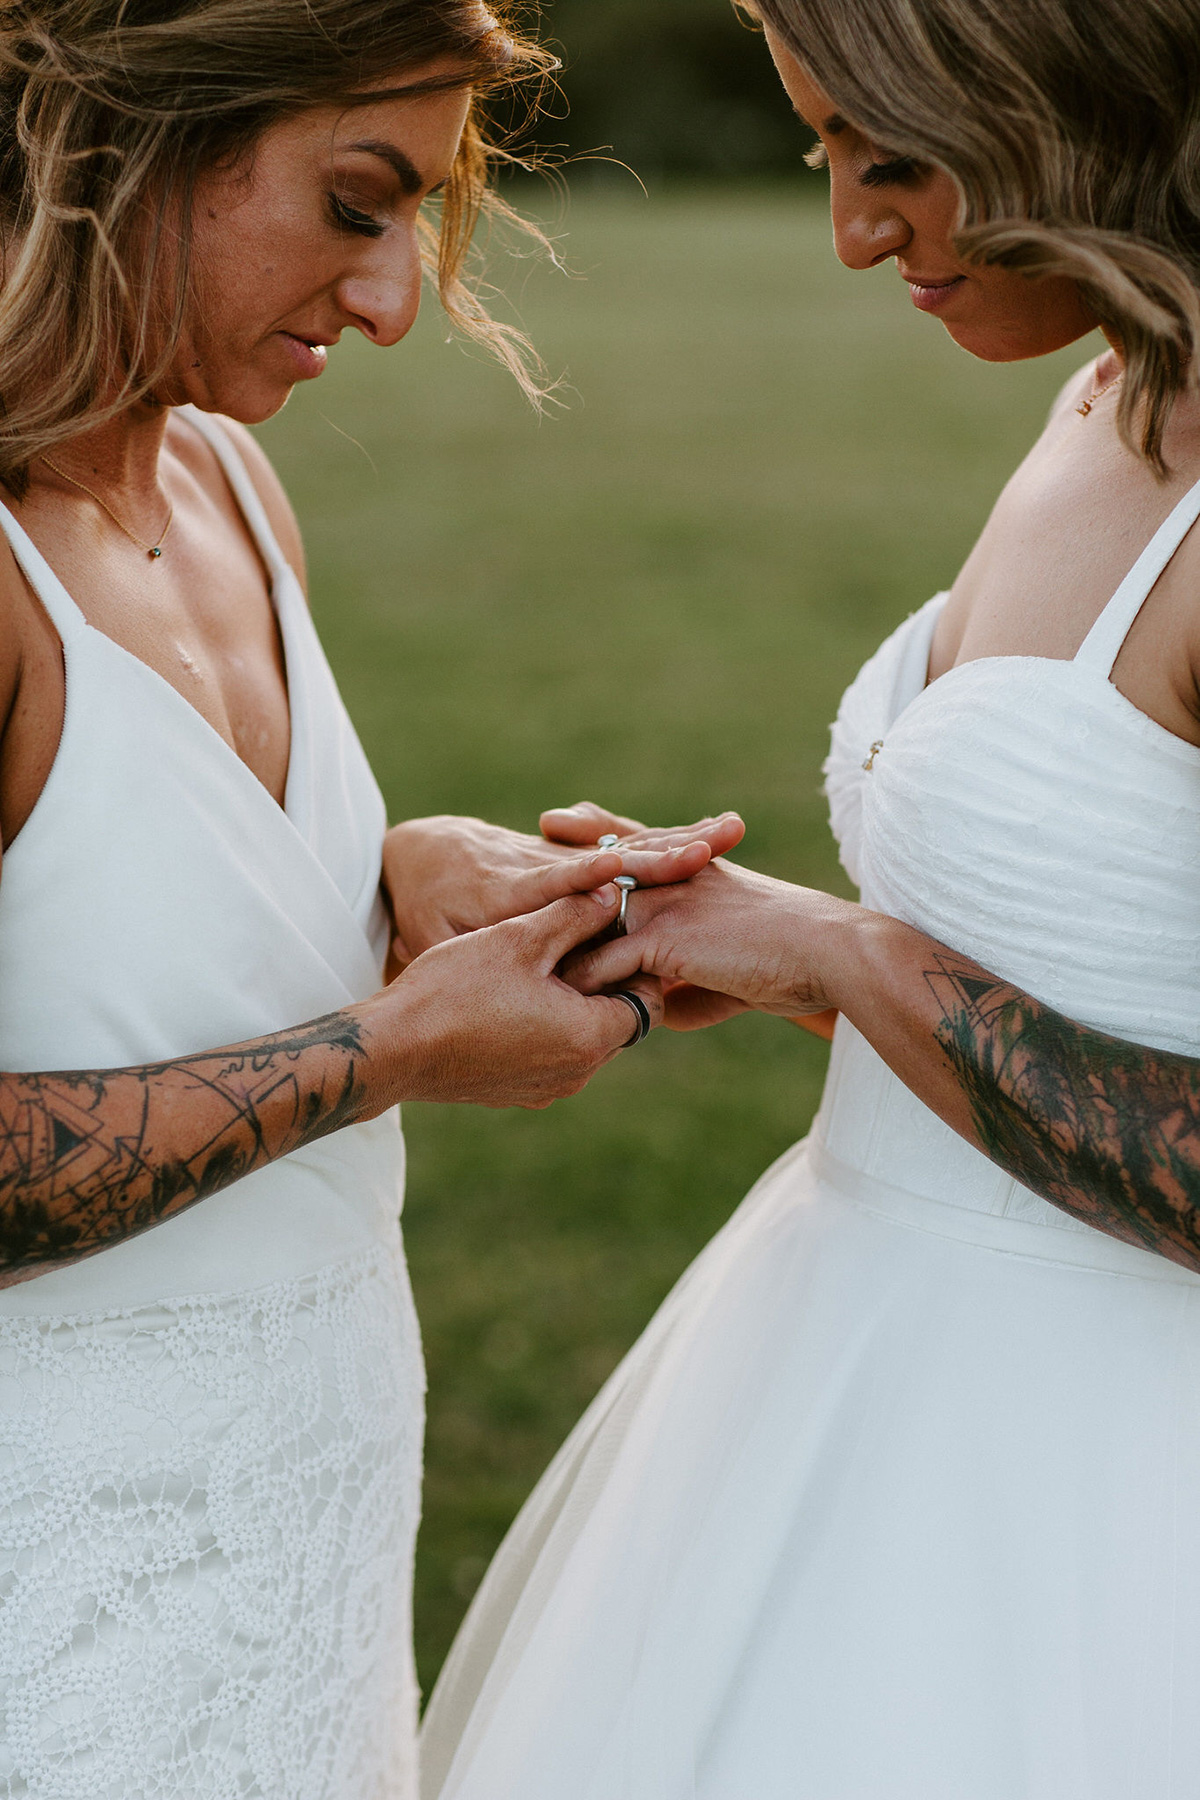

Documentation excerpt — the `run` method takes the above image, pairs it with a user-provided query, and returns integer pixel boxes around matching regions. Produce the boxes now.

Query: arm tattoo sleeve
[927,952,1200,1270]
[0,1011,370,1288]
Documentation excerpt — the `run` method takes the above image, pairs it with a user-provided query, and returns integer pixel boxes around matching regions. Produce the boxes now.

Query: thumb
[524,885,620,967]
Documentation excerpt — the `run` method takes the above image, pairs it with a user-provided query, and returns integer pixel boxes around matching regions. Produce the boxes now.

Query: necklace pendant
[149,546,162,559]
[1076,398,1093,417]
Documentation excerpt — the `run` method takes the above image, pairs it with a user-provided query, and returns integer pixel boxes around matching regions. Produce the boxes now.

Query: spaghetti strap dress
[0,408,423,1799]
[421,476,1200,1800]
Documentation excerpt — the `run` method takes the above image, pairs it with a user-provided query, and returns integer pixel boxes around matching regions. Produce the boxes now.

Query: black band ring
[612,989,653,1047]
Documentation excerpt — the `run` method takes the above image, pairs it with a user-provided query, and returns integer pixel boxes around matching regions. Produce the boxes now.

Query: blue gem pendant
[149,546,162,558]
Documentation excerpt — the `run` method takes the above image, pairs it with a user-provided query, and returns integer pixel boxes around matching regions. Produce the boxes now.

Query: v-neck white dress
[421,478,1200,1799]
[0,410,423,1799]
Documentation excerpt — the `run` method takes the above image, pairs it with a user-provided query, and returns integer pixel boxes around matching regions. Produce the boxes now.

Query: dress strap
[0,497,90,644]
[1075,472,1200,674]
[180,405,292,588]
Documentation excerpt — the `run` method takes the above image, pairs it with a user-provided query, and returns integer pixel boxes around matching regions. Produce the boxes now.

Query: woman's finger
[614,842,711,886]
[543,808,746,863]
[662,984,750,1032]
[520,885,622,971]
[613,814,745,857]
[503,850,623,918]
[600,973,665,1053]
[565,930,649,995]
[539,800,647,844]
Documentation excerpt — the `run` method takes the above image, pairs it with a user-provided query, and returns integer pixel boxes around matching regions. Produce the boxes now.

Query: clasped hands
[382,801,848,1037]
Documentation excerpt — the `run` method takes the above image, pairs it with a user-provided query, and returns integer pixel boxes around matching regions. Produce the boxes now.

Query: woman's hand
[381,807,746,966]
[360,886,664,1109]
[564,859,861,1030]
[539,800,746,863]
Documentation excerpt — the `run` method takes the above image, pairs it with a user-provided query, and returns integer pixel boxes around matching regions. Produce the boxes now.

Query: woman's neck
[37,396,174,500]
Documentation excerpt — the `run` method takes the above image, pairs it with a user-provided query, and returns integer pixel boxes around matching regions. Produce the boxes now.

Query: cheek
[909,173,965,250]
[189,195,315,330]
[954,268,1096,360]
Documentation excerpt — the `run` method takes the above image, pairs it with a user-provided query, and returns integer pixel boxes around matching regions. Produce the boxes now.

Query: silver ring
[614,874,637,936]
[612,989,652,1046]
[597,833,620,851]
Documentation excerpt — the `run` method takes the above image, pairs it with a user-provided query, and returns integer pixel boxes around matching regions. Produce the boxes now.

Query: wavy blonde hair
[0,0,556,492]
[745,0,1200,470]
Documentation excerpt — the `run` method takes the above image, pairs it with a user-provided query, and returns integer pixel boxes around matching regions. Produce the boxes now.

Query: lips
[901,273,967,314]
[278,332,332,379]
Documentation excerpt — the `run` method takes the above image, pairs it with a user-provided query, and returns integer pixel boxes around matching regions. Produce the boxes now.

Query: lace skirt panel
[0,1243,424,1799]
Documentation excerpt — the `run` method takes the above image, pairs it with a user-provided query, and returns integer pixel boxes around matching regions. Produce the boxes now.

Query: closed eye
[860,154,921,188]
[328,193,386,239]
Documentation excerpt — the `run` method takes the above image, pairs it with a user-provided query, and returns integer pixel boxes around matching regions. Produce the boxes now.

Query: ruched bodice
[818,477,1200,1269]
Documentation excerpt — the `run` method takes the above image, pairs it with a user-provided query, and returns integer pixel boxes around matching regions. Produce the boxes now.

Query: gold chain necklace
[41,456,174,559]
[1076,367,1125,418]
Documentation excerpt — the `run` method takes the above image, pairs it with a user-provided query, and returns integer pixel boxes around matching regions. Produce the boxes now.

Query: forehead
[761,24,846,134]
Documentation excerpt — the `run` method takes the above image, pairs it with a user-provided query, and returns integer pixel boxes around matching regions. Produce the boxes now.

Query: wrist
[817,905,911,1021]
[346,991,415,1115]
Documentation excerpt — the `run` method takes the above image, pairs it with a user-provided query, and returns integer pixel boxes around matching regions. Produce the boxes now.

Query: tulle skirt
[421,1132,1200,1800]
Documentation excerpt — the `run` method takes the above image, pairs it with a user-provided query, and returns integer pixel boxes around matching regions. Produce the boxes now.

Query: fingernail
[593,883,619,906]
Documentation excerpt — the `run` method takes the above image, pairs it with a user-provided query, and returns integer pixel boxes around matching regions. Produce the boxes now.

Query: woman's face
[763,25,1096,363]
[169,67,473,421]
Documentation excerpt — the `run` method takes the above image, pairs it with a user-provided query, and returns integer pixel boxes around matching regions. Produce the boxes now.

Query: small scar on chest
[176,645,204,681]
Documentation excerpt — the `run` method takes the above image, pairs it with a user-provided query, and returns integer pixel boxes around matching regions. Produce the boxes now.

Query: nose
[830,175,911,271]
[335,225,423,347]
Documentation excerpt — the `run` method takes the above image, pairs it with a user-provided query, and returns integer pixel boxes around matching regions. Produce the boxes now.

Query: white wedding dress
[421,477,1200,1799]
[0,411,423,1798]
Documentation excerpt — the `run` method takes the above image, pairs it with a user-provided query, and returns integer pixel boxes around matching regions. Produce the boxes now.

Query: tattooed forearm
[0,1011,370,1287]
[927,953,1200,1269]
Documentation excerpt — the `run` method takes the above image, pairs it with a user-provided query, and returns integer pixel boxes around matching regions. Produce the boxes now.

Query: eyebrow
[789,106,849,138]
[344,139,433,197]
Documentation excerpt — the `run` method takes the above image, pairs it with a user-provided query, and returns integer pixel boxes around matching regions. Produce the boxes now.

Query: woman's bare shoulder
[0,526,65,852]
[0,527,34,714]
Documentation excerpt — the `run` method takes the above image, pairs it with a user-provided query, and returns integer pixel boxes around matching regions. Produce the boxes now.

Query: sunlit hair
[0,0,556,492]
[743,0,1200,470]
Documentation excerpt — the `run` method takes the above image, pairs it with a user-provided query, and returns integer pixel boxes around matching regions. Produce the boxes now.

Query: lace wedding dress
[421,478,1200,1799]
[0,411,424,1798]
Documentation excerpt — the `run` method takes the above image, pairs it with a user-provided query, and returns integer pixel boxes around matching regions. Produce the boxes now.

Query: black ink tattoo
[928,954,1200,1270]
[0,1011,369,1287]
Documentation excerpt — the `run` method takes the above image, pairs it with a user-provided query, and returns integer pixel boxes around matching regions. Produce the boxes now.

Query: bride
[420,0,1200,1793]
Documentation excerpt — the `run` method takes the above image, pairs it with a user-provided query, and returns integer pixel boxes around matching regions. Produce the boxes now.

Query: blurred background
[254,0,1096,1695]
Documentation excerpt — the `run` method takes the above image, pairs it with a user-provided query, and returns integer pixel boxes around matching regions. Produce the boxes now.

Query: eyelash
[328,193,386,239]
[860,155,920,188]
[803,140,921,188]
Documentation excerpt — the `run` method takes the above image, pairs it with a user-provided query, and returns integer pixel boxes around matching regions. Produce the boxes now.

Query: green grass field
[253,182,1096,1691]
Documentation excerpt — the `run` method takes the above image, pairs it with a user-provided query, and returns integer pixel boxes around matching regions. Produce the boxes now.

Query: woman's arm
[570,866,1200,1273]
[0,888,655,1290]
[839,912,1200,1268]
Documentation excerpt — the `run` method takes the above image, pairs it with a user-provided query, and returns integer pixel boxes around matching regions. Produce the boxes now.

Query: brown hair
[746,0,1200,470]
[0,0,556,491]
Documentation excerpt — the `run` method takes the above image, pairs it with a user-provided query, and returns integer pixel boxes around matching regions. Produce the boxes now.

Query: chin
[942,309,1098,364]
[178,373,295,424]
